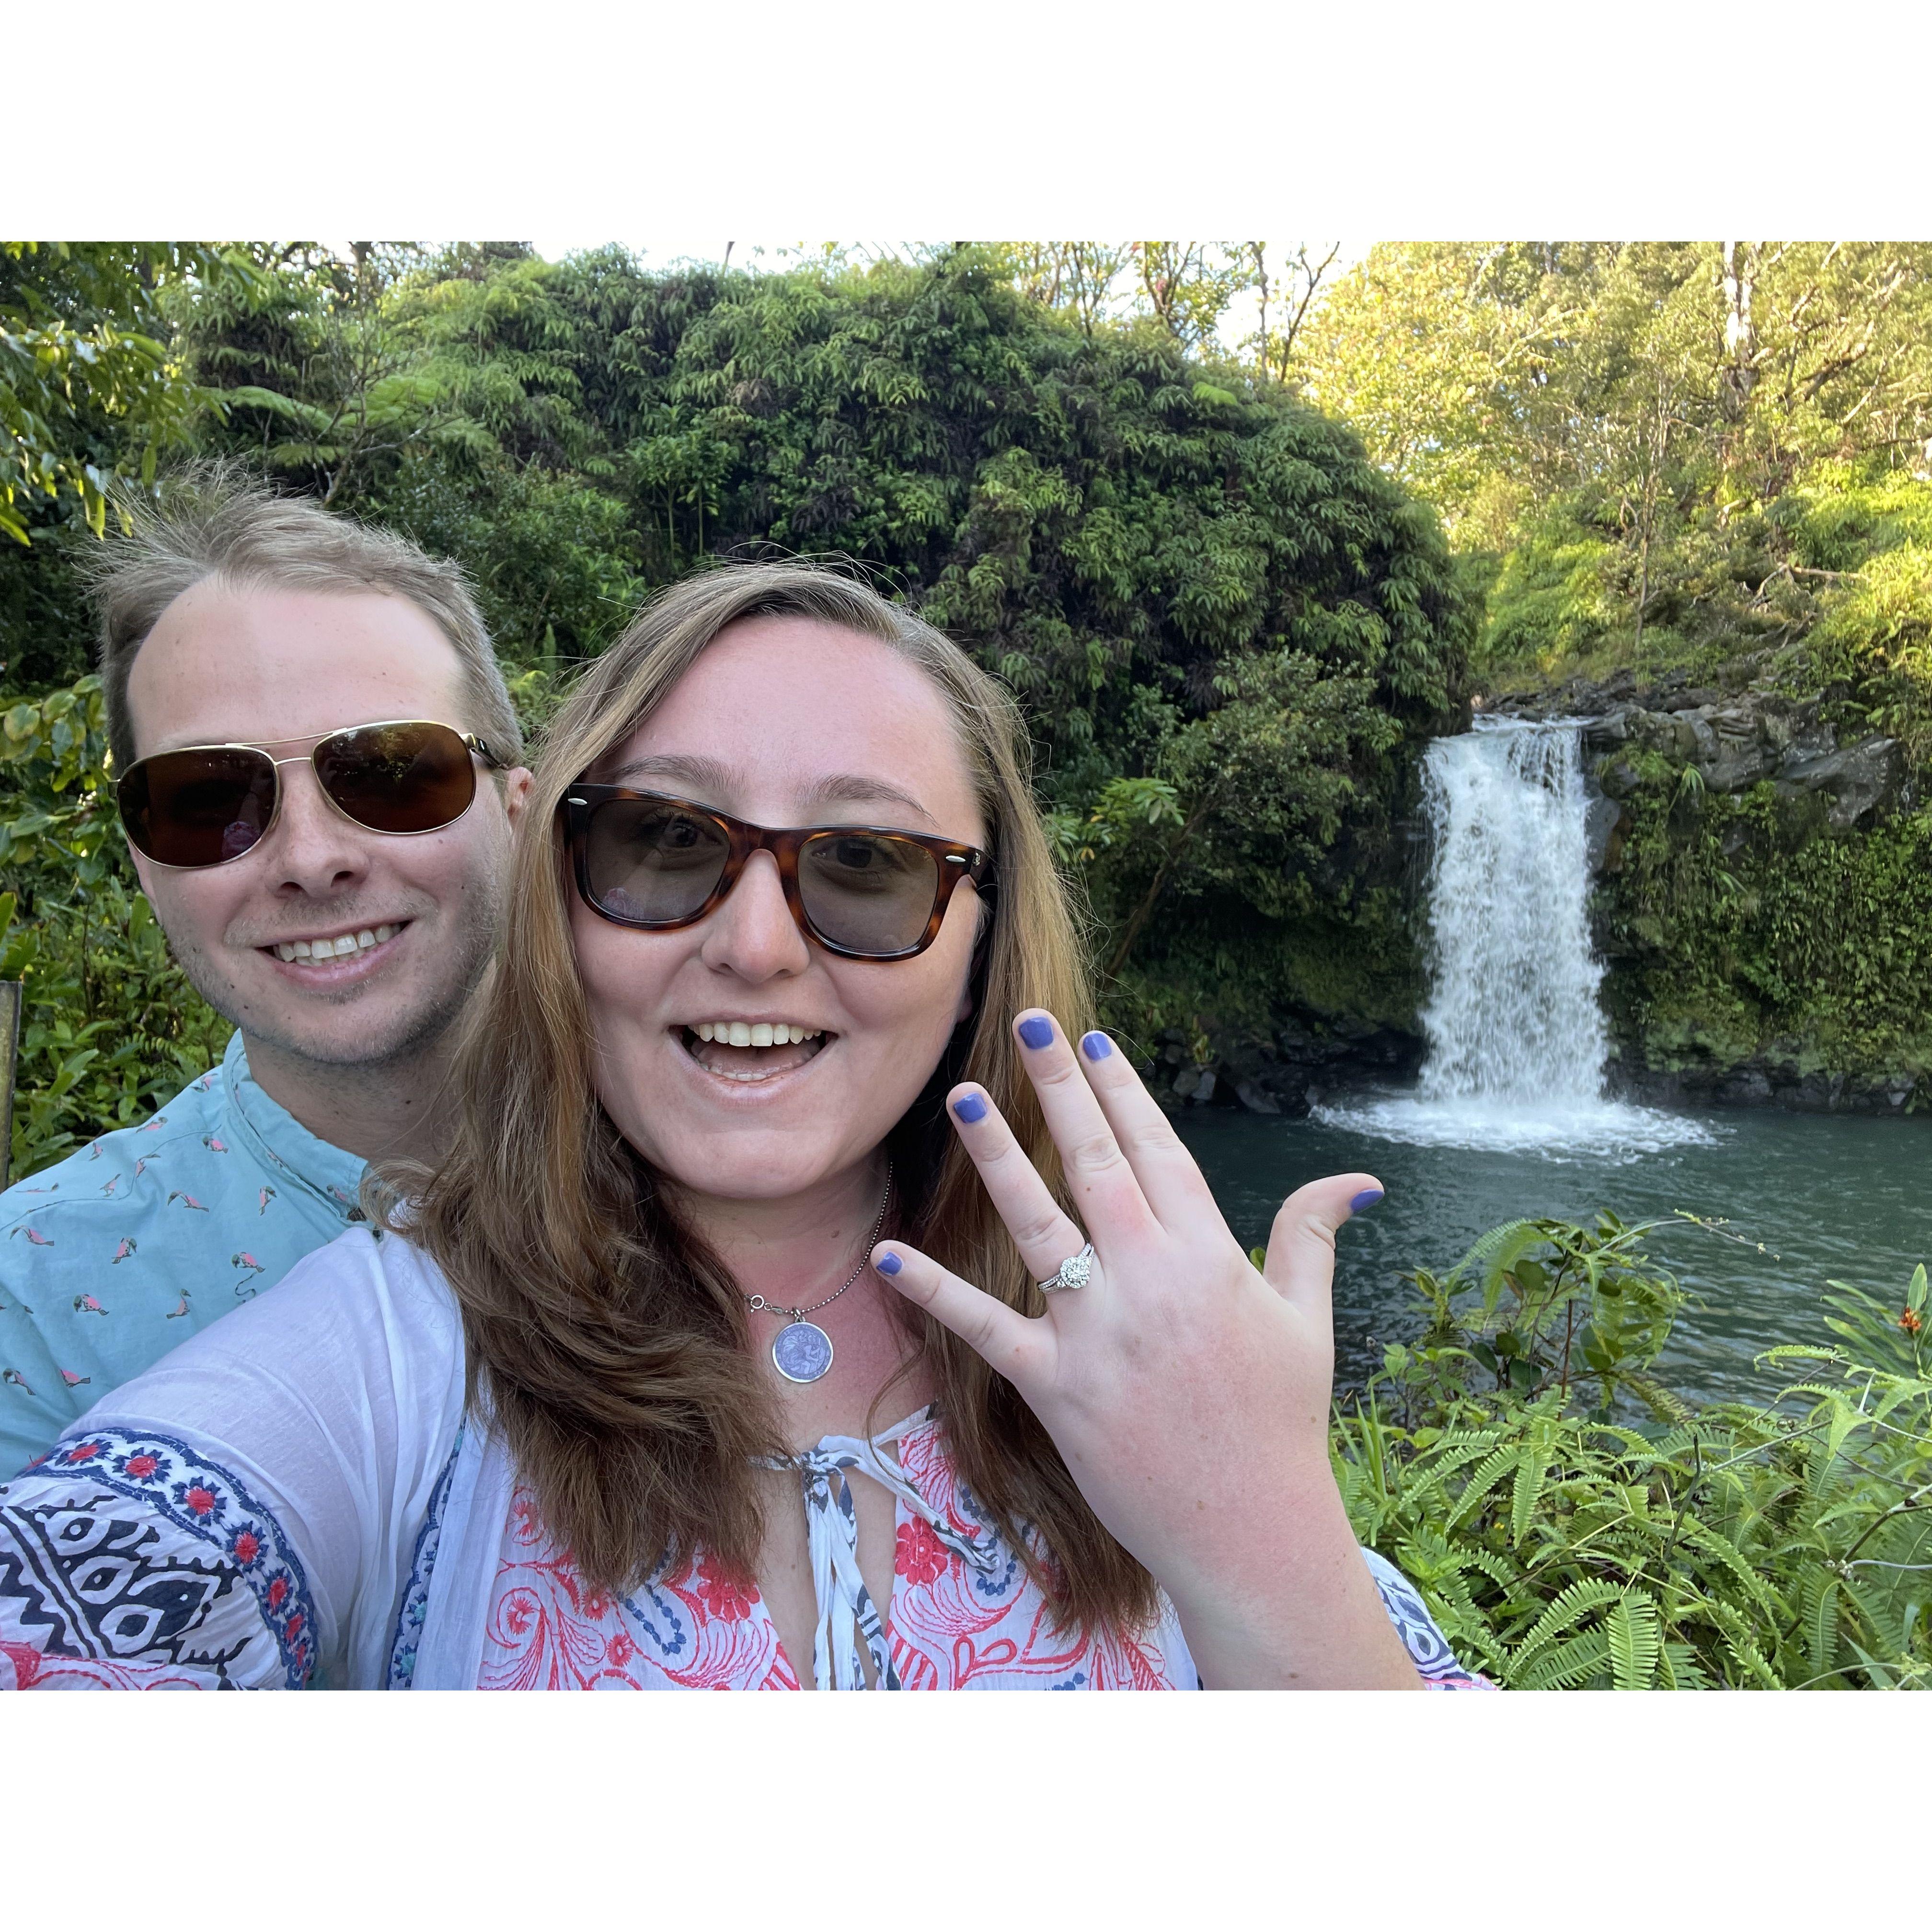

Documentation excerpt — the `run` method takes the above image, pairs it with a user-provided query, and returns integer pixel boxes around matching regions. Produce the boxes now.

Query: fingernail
[952,1093,988,1123]
[1080,1031,1112,1060]
[875,1251,902,1276]
[1349,1188,1385,1213]
[1017,1016,1054,1050]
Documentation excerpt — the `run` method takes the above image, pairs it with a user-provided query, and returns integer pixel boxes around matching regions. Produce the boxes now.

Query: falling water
[1321,717,1713,1160]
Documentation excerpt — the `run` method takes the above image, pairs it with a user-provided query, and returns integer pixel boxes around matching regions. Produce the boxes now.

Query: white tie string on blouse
[767,1417,998,1690]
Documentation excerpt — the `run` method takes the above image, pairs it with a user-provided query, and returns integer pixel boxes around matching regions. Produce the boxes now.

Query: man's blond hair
[85,463,524,771]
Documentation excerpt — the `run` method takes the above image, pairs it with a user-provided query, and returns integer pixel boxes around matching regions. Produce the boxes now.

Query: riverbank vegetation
[1335,1213,1932,1689]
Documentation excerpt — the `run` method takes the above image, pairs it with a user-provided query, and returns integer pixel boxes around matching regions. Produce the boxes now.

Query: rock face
[1619,1056,1926,1116]
[1150,1014,1424,1117]
[1494,671,1907,839]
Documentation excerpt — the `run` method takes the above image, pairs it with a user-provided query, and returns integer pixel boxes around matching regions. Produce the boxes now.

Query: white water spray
[1321,717,1713,1160]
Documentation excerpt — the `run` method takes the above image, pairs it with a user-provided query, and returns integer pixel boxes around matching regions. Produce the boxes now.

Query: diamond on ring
[1038,1241,1096,1294]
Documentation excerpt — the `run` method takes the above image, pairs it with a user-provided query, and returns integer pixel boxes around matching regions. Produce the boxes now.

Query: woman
[0,564,1483,1690]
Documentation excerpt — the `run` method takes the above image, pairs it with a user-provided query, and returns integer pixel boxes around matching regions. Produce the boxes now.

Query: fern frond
[1515,1629,1612,1690]
[1607,1593,1661,1689]
[1510,1578,1624,1667]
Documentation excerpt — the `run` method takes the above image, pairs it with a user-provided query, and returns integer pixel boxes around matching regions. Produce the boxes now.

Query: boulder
[1774,736,1900,831]
[1233,1080,1282,1116]
[1690,707,1777,792]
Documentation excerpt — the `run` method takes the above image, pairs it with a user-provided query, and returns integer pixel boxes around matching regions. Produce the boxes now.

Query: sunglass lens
[585,799,733,924]
[799,832,940,955]
[119,748,278,867]
[316,722,475,834]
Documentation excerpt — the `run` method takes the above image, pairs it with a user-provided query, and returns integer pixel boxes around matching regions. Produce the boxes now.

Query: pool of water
[1176,1099,1931,1407]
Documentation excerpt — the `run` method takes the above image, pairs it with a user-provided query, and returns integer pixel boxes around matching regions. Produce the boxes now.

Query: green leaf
[1606,1595,1660,1690]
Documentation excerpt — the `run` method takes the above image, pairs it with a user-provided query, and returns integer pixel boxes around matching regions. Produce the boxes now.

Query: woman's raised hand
[871,1009,1422,1689]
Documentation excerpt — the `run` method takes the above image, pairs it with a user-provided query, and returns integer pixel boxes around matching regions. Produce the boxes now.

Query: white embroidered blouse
[0,1229,1487,1691]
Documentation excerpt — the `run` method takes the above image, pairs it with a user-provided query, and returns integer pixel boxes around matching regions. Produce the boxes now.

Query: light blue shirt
[0,1030,366,1475]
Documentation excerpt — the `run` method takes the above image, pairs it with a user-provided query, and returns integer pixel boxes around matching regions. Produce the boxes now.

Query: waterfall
[1318,716,1711,1160]
[1415,720,1607,1108]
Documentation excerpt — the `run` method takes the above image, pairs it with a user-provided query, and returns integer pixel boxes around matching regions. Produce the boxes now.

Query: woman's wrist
[1156,1462,1424,1690]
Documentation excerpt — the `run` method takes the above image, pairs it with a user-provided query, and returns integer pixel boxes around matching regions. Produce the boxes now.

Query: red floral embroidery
[894,1516,952,1586]
[694,1554,758,1622]
[125,1453,159,1479]
[62,1441,104,1464]
[183,1485,216,1515]
[232,1530,261,1564]
[267,1576,289,1610]
[606,1630,638,1667]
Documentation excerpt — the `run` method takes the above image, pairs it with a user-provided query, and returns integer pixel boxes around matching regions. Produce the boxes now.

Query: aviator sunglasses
[117,720,506,870]
[563,786,993,961]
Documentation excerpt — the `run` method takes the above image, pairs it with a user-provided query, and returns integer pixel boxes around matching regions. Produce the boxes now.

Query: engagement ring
[1038,1242,1096,1294]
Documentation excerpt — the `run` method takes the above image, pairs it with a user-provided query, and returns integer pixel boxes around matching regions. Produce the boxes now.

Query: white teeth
[687,1021,826,1049]
[276,924,401,964]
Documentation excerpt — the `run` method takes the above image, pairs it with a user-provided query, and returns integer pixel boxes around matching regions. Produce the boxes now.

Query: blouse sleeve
[0,1230,463,1691]
[1360,1547,1497,1690]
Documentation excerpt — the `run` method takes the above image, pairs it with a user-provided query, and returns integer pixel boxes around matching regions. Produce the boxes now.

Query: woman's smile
[678,1019,833,1084]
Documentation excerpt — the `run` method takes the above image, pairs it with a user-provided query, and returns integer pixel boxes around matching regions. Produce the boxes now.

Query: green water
[1178,1104,1930,1406]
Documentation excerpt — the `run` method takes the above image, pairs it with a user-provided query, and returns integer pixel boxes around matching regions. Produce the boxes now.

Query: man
[0,469,532,1472]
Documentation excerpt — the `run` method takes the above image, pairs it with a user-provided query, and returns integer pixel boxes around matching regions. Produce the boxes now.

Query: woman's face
[570,616,989,1204]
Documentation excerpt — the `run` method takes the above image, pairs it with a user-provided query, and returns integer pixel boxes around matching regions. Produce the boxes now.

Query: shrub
[0,674,228,1178]
[1334,1214,1932,1688]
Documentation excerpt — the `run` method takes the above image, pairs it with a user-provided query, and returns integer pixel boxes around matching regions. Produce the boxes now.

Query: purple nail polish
[1017,1016,1054,1050]
[875,1252,902,1276]
[1349,1187,1385,1213]
[953,1093,988,1123]
[1080,1031,1112,1061]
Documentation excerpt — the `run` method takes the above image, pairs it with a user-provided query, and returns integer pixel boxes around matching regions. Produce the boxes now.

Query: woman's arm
[873,1010,1434,1690]
[0,1229,462,1691]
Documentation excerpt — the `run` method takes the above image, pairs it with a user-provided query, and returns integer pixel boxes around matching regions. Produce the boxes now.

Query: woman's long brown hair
[379,563,1158,1634]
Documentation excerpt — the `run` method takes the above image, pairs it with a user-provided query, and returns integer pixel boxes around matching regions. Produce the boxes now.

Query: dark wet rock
[1615,1053,1929,1116]
[1584,792,1627,871]
[1233,1080,1282,1116]
[1772,736,1900,830]
[1155,1015,1423,1117]
[1512,682,1909,835]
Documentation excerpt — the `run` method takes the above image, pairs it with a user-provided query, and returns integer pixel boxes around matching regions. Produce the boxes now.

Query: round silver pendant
[771,1319,834,1384]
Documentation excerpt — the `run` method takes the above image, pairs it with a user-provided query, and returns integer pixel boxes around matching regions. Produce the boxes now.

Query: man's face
[123,579,531,1070]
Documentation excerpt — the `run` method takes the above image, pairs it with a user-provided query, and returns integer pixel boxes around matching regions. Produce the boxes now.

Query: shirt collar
[218,1030,369,1223]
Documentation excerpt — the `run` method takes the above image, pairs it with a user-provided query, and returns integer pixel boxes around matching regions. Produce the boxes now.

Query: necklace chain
[743,1162,894,1323]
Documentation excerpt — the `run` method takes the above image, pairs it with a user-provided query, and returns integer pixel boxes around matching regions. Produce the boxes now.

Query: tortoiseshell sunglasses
[562,786,992,961]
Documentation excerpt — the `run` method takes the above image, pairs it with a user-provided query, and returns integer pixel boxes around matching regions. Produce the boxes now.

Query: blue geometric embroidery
[34,1427,319,1688]
[385,1429,463,1690]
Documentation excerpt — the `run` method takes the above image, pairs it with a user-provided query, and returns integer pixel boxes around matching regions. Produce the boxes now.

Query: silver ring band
[1037,1241,1096,1294]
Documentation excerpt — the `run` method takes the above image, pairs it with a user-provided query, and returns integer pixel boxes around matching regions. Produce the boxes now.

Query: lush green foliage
[1604,768,1932,1088]
[1,241,1472,1144]
[1335,1214,1932,1689]
[1298,243,1932,710]
[0,675,226,1178]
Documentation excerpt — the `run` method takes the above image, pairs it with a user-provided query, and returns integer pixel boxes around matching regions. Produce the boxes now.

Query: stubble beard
[175,876,506,1080]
